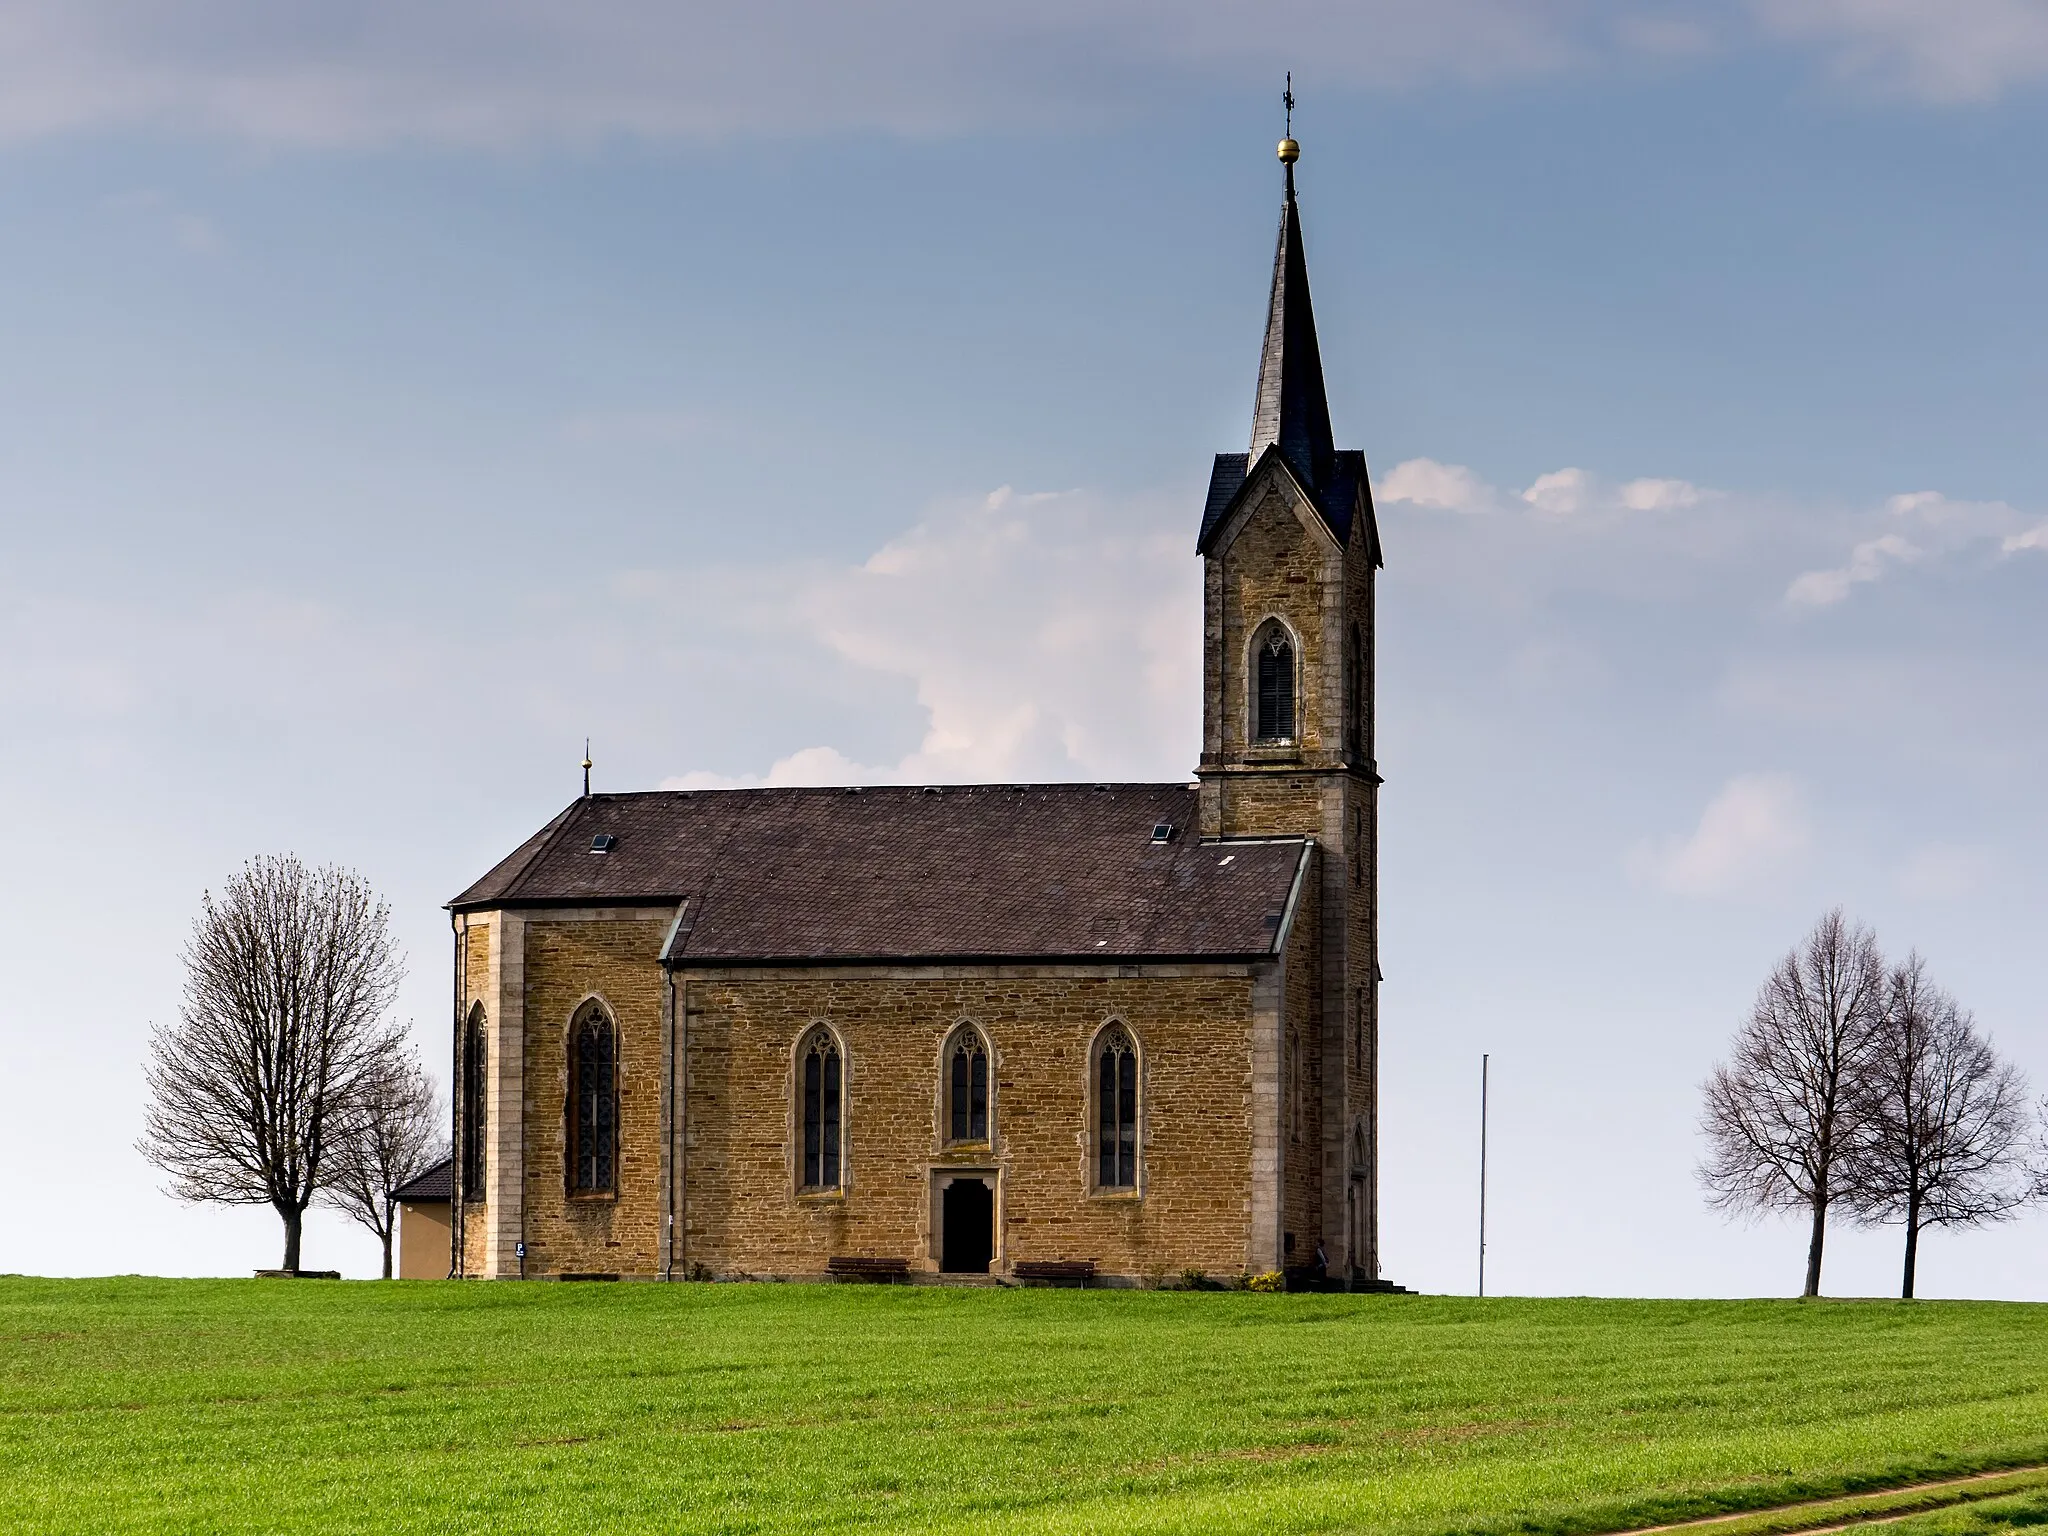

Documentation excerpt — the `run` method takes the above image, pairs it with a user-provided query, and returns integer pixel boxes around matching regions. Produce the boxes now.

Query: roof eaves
[661,949,1281,971]
[447,889,691,916]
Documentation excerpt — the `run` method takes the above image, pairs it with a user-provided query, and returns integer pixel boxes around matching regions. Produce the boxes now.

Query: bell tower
[1194,116,1385,1282]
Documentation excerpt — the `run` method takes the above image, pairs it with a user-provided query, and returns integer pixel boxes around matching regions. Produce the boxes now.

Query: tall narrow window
[461,1006,487,1201]
[801,1028,843,1191]
[1254,625,1295,743]
[1095,1025,1138,1190]
[568,1007,618,1196]
[946,1027,990,1143]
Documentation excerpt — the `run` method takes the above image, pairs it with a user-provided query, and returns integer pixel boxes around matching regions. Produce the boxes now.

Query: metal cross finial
[1284,72,1293,137]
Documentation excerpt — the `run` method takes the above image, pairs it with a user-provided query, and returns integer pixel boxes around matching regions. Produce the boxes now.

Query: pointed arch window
[946,1025,990,1144]
[568,1006,618,1196]
[1254,624,1296,744]
[461,1005,488,1201]
[1095,1024,1139,1190]
[800,1028,844,1191]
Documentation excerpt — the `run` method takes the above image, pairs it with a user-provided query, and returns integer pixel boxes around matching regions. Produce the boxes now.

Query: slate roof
[1252,162,1336,492]
[392,1156,452,1204]
[1198,157,1382,568]
[450,785,1311,966]
[1197,445,1375,559]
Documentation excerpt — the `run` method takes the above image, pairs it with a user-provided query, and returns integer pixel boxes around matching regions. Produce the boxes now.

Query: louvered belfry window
[1255,627,1295,743]
[802,1030,843,1190]
[569,1008,617,1196]
[948,1030,989,1142]
[461,1008,488,1200]
[1097,1026,1138,1189]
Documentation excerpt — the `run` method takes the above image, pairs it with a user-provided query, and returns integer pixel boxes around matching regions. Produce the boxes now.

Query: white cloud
[667,484,1201,787]
[1787,488,2040,607]
[1753,0,2048,103]
[2002,522,2048,555]
[0,1,1657,148]
[663,745,884,792]
[1522,467,1596,515]
[1524,467,1709,516]
[1628,772,1812,895]
[1379,459,1708,519]
[1784,531,1920,607]
[1883,489,2026,533]
[2,1,2037,150]
[1376,458,1501,513]
[1620,476,1705,512]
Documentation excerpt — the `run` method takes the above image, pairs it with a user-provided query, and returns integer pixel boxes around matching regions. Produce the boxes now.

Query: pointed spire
[1249,91,1335,493]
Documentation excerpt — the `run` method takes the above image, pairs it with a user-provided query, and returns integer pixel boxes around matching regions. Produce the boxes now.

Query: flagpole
[1478,1053,1490,1298]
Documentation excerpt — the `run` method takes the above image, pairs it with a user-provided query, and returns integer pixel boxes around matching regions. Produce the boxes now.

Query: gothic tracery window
[800,1027,844,1191]
[461,1005,487,1201]
[568,1006,618,1196]
[947,1026,990,1143]
[1095,1024,1138,1190]
[1254,624,1296,744]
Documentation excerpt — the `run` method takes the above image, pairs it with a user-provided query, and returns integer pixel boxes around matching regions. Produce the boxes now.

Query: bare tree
[1844,955,2033,1299]
[324,1042,446,1279]
[1698,909,1887,1297]
[140,856,404,1272]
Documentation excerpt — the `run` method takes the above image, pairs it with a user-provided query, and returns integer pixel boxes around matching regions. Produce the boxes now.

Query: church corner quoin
[445,140,1385,1291]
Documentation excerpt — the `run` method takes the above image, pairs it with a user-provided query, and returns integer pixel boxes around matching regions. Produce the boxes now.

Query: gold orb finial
[1278,137,1299,164]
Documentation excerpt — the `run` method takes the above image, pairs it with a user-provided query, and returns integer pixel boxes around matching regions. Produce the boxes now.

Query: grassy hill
[4,1279,2047,1534]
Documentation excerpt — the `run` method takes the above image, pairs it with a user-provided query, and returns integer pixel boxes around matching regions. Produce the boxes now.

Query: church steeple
[1248,122,1335,493]
[1193,99,1383,1291]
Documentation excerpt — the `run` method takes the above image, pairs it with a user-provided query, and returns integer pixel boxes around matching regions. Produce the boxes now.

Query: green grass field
[4,1279,2048,1535]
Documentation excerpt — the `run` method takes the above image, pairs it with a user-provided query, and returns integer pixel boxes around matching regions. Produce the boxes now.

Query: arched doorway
[941,1178,993,1274]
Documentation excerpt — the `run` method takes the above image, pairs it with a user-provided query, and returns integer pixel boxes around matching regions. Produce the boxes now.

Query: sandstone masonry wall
[677,968,1260,1282]
[517,914,672,1277]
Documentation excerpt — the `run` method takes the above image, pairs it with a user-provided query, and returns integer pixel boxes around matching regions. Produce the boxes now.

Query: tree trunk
[380,1226,394,1281]
[1901,1195,1921,1300]
[280,1204,304,1273]
[1803,1193,1827,1298]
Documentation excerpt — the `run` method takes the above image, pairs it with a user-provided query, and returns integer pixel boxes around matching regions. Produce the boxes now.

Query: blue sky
[2,1,2045,1293]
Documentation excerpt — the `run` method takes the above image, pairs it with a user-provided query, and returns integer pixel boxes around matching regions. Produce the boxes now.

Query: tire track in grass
[1617,1464,2048,1536]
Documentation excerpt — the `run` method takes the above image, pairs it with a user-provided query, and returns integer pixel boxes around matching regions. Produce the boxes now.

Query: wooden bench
[1013,1260,1096,1288]
[826,1256,911,1283]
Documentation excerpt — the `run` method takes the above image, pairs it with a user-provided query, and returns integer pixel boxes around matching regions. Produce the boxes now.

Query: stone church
[446,133,1387,1288]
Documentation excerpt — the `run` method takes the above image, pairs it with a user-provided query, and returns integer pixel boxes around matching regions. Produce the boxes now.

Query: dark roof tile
[451,785,1309,965]
[392,1156,452,1203]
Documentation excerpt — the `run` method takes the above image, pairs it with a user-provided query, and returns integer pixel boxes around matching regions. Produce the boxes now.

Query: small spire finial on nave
[1278,73,1299,165]
[582,738,593,799]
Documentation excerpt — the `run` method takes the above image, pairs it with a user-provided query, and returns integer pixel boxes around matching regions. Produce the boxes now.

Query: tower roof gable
[1196,444,1380,565]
